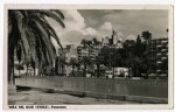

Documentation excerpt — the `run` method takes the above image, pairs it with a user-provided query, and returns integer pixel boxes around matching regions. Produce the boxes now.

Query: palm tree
[141,31,152,45]
[16,40,22,76]
[94,56,103,77]
[24,50,30,76]
[92,37,101,48]
[8,10,65,83]
[81,39,87,48]
[109,53,115,78]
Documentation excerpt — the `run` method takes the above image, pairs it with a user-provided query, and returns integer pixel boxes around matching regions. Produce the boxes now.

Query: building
[56,45,78,76]
[64,44,78,62]
[105,67,130,78]
[149,38,168,76]
[102,30,123,49]
[102,37,110,46]
[77,44,100,60]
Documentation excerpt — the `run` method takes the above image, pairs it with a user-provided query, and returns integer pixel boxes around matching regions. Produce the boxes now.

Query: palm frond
[15,11,31,59]
[32,20,56,65]
[37,17,63,50]
[51,10,64,19]
[8,9,65,75]
[36,10,65,28]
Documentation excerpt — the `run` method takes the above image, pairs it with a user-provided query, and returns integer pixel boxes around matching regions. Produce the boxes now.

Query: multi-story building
[77,45,100,61]
[149,38,168,76]
[56,45,78,76]
[64,44,78,62]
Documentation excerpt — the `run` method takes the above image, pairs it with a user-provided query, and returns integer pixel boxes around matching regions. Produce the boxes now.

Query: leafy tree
[55,54,66,76]
[92,38,100,46]
[69,57,78,76]
[86,40,93,47]
[94,56,103,77]
[80,56,91,77]
[136,35,141,44]
[81,39,87,48]
[99,46,112,66]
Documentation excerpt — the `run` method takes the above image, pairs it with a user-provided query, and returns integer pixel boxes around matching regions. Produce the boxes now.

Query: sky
[48,9,168,48]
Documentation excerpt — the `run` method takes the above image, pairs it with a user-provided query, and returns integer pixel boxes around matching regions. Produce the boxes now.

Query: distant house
[105,67,130,78]
[113,67,129,77]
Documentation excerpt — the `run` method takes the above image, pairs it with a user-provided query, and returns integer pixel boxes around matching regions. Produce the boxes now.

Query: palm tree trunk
[72,65,74,76]
[61,64,64,76]
[55,57,58,75]
[38,64,42,76]
[84,63,86,77]
[34,64,36,76]
[97,64,100,77]
[8,46,15,84]
[18,61,20,76]
[12,59,15,84]
[112,66,114,78]
[9,56,15,84]
[12,56,15,84]
[8,34,16,84]
[26,64,29,76]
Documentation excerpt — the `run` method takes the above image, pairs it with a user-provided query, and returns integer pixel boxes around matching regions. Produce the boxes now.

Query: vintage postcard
[3,4,174,110]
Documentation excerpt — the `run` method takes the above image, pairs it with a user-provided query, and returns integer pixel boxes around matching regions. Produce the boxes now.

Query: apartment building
[149,38,168,76]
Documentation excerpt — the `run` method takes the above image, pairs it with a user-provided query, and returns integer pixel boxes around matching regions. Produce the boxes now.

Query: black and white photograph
[4,5,173,109]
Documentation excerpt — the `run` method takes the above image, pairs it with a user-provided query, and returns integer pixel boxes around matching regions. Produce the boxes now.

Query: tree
[55,54,66,76]
[16,41,22,76]
[141,31,152,45]
[134,35,146,57]
[92,38,100,45]
[69,57,78,76]
[26,60,30,76]
[25,50,31,76]
[8,10,65,83]
[109,49,122,78]
[55,56,59,75]
[123,37,150,77]
[94,56,103,77]
[86,40,92,47]
[81,39,87,48]
[80,56,91,77]
[31,59,36,76]
[136,35,141,44]
[99,46,112,65]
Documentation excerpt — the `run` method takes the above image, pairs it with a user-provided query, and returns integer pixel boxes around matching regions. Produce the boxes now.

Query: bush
[15,64,24,70]
[43,67,56,76]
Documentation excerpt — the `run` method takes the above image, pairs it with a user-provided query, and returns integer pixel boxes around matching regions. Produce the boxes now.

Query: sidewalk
[8,85,139,105]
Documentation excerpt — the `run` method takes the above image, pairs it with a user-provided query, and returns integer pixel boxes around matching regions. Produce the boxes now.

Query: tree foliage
[8,10,65,82]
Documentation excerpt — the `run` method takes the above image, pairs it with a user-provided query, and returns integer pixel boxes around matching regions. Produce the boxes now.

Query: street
[8,85,139,105]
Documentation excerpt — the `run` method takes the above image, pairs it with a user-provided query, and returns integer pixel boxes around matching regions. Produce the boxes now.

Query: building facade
[149,38,168,76]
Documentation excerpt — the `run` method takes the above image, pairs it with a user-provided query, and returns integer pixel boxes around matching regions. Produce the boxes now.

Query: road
[8,85,139,105]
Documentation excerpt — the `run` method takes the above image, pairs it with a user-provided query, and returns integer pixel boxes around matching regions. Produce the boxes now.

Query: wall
[15,76,168,103]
